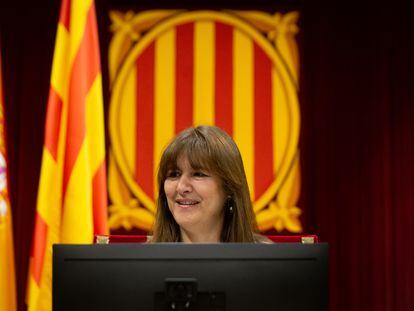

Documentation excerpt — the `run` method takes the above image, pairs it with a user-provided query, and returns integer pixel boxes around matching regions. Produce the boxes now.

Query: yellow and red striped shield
[108,10,302,233]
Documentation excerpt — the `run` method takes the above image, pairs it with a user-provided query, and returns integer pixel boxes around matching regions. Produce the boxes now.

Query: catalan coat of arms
[107,9,302,233]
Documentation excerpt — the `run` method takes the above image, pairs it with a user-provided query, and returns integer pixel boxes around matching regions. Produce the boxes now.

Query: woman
[151,125,268,243]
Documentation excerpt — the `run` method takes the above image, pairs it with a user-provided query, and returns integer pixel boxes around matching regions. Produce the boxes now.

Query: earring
[227,196,234,214]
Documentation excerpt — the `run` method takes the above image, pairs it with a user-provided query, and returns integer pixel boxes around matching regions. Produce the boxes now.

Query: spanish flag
[26,0,108,310]
[0,48,17,311]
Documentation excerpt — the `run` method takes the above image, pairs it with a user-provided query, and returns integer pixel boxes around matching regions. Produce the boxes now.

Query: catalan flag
[0,48,17,311]
[26,0,108,310]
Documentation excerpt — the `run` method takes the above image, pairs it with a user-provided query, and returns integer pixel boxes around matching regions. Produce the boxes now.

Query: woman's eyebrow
[166,165,179,172]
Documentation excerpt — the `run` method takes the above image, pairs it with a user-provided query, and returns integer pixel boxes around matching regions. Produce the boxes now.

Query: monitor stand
[154,278,225,311]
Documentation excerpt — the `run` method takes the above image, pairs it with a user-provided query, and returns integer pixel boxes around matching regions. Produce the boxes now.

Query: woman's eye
[193,171,208,177]
[167,170,180,178]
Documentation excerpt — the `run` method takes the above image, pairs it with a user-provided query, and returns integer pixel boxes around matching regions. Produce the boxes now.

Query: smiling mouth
[176,200,200,206]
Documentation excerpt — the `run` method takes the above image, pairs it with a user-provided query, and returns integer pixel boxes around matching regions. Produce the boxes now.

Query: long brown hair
[151,125,257,242]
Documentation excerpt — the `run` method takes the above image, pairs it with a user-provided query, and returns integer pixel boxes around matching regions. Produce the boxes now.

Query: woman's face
[164,155,226,241]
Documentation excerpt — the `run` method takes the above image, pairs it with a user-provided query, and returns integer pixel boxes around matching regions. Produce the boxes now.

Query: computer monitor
[53,243,328,311]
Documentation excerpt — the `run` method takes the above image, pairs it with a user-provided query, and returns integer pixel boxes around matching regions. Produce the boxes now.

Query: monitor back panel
[53,243,328,311]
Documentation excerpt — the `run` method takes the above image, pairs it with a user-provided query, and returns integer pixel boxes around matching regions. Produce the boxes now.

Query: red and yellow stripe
[27,1,108,310]
[141,21,276,199]
[214,22,233,136]
[0,47,17,311]
[114,17,285,207]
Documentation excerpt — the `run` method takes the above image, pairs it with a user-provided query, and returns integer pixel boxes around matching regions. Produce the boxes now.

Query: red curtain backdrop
[1,1,413,311]
[299,2,414,310]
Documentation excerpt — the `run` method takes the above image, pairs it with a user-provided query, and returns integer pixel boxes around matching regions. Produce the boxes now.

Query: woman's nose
[176,175,192,194]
